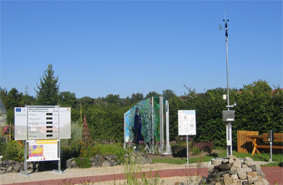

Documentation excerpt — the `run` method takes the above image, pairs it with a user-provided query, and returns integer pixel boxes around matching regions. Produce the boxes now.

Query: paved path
[1,166,282,185]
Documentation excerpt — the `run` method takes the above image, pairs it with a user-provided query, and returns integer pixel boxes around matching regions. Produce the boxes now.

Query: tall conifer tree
[35,64,59,105]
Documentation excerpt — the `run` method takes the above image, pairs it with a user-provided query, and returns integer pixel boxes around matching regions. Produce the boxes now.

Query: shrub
[74,157,91,168]
[61,139,82,161]
[79,143,100,158]
[170,136,193,155]
[203,141,214,153]
[191,141,214,154]
[192,146,201,155]
[1,140,24,162]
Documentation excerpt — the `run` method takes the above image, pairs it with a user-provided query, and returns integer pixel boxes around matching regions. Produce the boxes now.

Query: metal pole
[152,97,154,153]
[187,135,189,164]
[58,106,62,173]
[226,35,229,111]
[224,15,233,157]
[24,141,27,174]
[270,141,273,162]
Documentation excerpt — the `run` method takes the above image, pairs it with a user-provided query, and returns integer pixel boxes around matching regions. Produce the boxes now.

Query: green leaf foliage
[35,64,60,105]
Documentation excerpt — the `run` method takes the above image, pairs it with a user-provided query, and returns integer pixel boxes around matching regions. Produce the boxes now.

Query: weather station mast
[221,13,236,157]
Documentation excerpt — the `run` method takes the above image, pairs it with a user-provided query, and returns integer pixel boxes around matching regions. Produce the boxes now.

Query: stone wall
[204,155,269,185]
[0,151,152,173]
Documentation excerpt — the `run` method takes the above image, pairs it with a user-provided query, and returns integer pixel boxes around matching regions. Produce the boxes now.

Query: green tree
[104,94,120,105]
[131,93,144,103]
[145,91,160,99]
[162,89,176,101]
[78,96,94,105]
[4,88,23,110]
[20,86,35,106]
[59,91,77,107]
[35,64,60,105]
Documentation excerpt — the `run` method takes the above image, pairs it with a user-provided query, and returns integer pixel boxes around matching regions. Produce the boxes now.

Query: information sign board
[27,139,59,162]
[15,107,28,140]
[28,106,59,139]
[178,110,196,135]
[14,106,71,140]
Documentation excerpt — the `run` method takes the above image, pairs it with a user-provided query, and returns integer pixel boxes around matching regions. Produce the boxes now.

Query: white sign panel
[178,110,196,135]
[27,140,59,162]
[59,107,71,139]
[15,107,28,140]
[14,106,71,140]
[28,107,60,139]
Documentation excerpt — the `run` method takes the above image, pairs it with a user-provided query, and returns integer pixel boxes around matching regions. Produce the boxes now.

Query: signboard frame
[178,110,197,164]
[14,106,71,140]
[178,110,196,136]
[14,105,70,176]
[27,139,60,162]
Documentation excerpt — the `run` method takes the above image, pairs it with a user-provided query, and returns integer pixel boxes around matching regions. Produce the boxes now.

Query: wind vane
[219,13,229,38]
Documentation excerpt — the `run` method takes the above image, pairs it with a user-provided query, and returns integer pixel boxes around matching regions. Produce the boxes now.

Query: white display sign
[14,106,71,140]
[15,107,28,139]
[178,110,196,135]
[28,107,59,139]
[27,139,59,162]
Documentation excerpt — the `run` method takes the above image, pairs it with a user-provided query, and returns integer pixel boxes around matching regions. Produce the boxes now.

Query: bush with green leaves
[61,121,83,161]
[1,140,24,162]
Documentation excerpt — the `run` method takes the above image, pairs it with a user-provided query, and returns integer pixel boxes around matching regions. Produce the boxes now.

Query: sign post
[14,105,71,176]
[178,110,196,164]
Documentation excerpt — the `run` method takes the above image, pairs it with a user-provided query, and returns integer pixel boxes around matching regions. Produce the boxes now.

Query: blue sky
[1,1,282,99]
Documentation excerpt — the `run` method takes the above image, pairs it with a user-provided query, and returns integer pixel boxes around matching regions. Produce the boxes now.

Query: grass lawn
[151,150,283,167]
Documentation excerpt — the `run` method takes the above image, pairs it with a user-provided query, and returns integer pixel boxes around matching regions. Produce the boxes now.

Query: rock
[110,160,117,166]
[124,154,129,158]
[228,155,237,160]
[222,159,229,163]
[247,172,259,183]
[208,166,214,173]
[95,154,104,162]
[229,158,235,164]
[230,166,237,173]
[95,161,102,167]
[71,160,77,167]
[102,161,110,167]
[104,156,111,161]
[242,180,249,185]
[232,158,242,168]
[245,157,253,161]
[245,161,256,166]
[237,168,247,179]
[256,168,265,178]
[214,163,231,171]
[89,157,96,162]
[109,154,117,160]
[250,165,257,171]
[232,180,242,185]
[66,159,73,168]
[6,165,13,172]
[204,156,269,185]
[2,160,10,166]
[231,174,238,180]
[13,164,21,172]
[223,174,233,185]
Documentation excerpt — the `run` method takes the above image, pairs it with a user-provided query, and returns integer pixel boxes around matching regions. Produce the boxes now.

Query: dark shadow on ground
[206,152,218,157]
